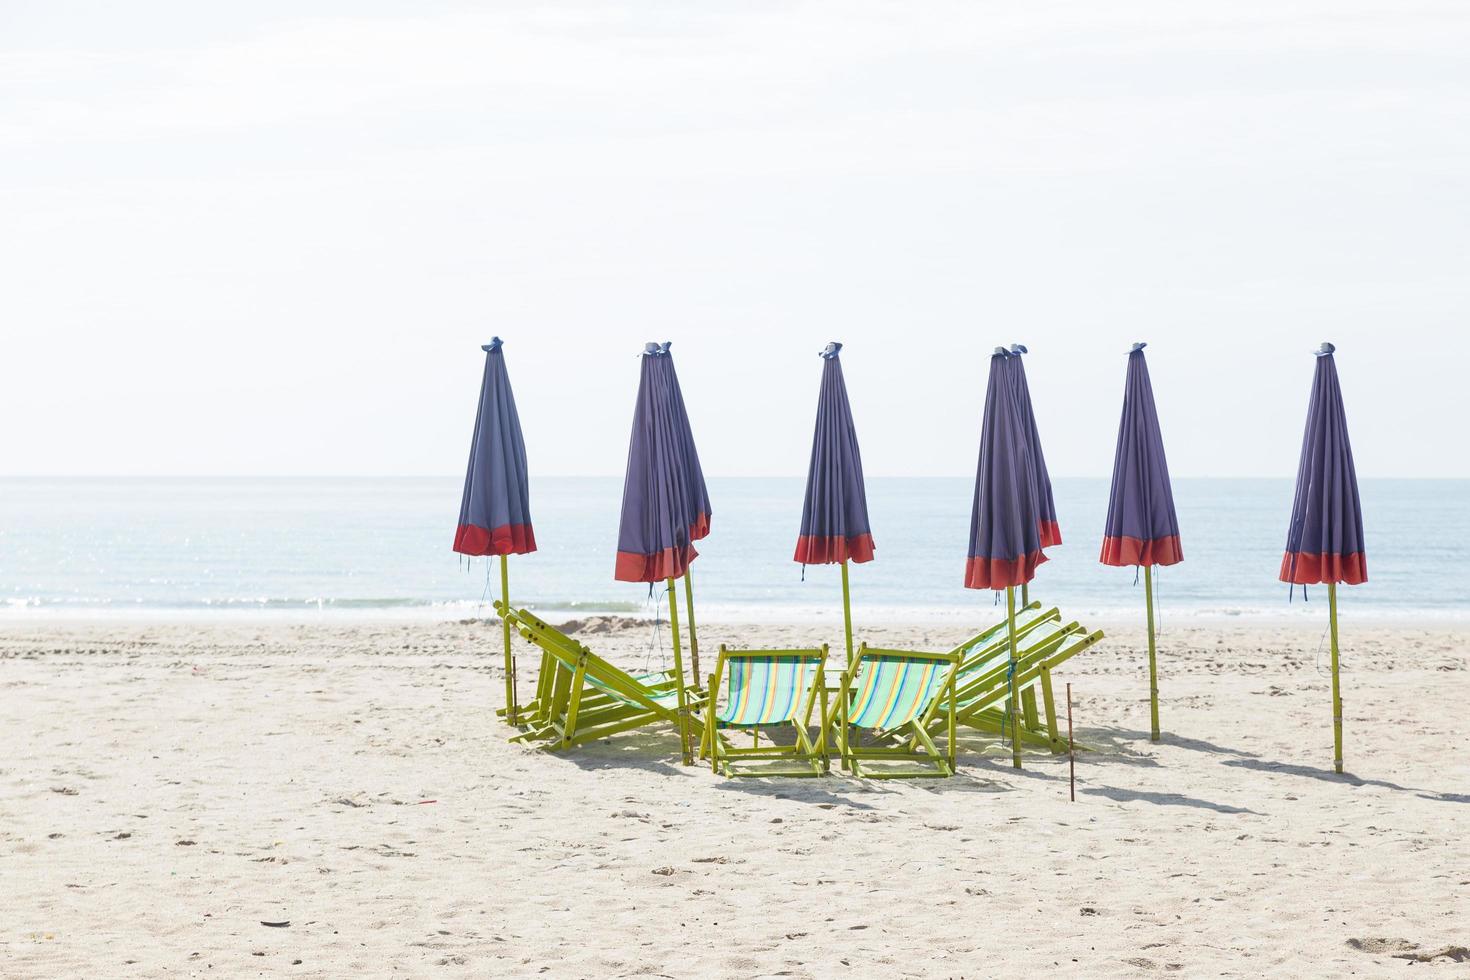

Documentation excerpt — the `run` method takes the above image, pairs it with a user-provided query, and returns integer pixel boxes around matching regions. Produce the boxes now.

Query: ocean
[1,477,1464,623]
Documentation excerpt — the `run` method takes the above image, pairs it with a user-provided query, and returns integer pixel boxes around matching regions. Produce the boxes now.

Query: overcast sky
[3,1,1467,478]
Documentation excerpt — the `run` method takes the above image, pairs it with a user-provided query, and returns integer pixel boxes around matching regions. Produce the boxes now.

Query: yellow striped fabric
[959,620,1070,682]
[846,657,950,730]
[717,657,816,726]
[968,606,1047,651]
[585,671,680,709]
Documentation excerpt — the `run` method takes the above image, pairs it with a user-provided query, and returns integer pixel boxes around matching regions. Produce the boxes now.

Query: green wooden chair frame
[493,603,682,731]
[929,621,1106,754]
[814,603,1057,746]
[701,645,830,778]
[835,644,963,779]
[496,603,706,761]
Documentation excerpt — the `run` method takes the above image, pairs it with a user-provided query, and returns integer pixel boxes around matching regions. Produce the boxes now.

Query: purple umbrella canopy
[966,349,1048,590]
[454,338,536,557]
[1281,343,1367,586]
[1100,343,1182,568]
[1006,345,1062,549]
[794,342,875,565]
[615,343,711,583]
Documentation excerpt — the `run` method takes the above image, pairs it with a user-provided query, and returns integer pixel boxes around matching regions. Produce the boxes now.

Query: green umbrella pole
[1021,582,1029,606]
[840,559,856,770]
[684,568,700,689]
[1329,582,1343,774]
[1007,586,1022,769]
[1146,564,1159,742]
[666,576,692,765]
[501,555,516,726]
[840,560,855,669]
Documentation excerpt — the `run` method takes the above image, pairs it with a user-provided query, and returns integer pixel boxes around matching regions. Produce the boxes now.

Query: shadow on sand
[1221,757,1465,803]
[543,730,697,777]
[1080,784,1264,815]
[1092,727,1262,759]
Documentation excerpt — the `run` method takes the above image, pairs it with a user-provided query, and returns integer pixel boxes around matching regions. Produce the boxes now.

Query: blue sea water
[0,477,1465,623]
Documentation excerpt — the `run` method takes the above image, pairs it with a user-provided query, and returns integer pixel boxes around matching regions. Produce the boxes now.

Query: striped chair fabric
[717,657,818,726]
[585,670,681,709]
[953,624,1085,711]
[959,619,1071,681]
[846,656,951,730]
[965,605,1051,653]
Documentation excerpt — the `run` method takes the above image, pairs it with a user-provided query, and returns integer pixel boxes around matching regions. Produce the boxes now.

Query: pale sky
[3,1,1467,478]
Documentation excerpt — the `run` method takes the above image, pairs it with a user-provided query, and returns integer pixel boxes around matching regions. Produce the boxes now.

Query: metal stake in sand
[665,576,693,765]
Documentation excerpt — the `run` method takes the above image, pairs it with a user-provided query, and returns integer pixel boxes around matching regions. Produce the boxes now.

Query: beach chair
[835,644,963,778]
[494,604,682,731]
[812,603,1057,740]
[956,602,1062,659]
[935,620,1106,753]
[702,645,829,777]
[496,603,706,762]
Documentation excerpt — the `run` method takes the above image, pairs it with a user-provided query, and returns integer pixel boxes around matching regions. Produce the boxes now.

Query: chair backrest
[717,648,825,725]
[955,626,1107,714]
[505,605,676,715]
[958,604,1057,656]
[968,615,1081,668]
[845,648,959,730]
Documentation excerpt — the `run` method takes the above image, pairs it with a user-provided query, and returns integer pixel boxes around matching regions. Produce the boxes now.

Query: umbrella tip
[641,341,663,356]
[1315,341,1335,357]
[992,346,1010,357]
[1009,343,1028,355]
[1130,341,1147,353]
[819,341,843,359]
[482,337,504,353]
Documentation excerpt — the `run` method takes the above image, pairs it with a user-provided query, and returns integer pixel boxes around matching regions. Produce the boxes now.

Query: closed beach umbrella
[454,337,536,725]
[615,341,703,763]
[795,342,874,669]
[1100,342,1182,742]
[1281,342,1366,774]
[966,348,1047,768]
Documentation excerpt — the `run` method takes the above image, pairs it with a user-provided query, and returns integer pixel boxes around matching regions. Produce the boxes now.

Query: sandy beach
[2,617,1466,977]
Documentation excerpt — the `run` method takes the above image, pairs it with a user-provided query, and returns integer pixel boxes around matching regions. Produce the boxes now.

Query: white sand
[2,617,1467,977]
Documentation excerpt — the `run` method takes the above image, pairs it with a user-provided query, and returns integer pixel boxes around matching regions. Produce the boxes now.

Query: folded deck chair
[949,618,1081,734]
[835,644,962,778]
[702,645,829,777]
[494,603,682,731]
[815,604,1058,742]
[930,621,1105,754]
[496,603,705,761]
[956,602,1062,663]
